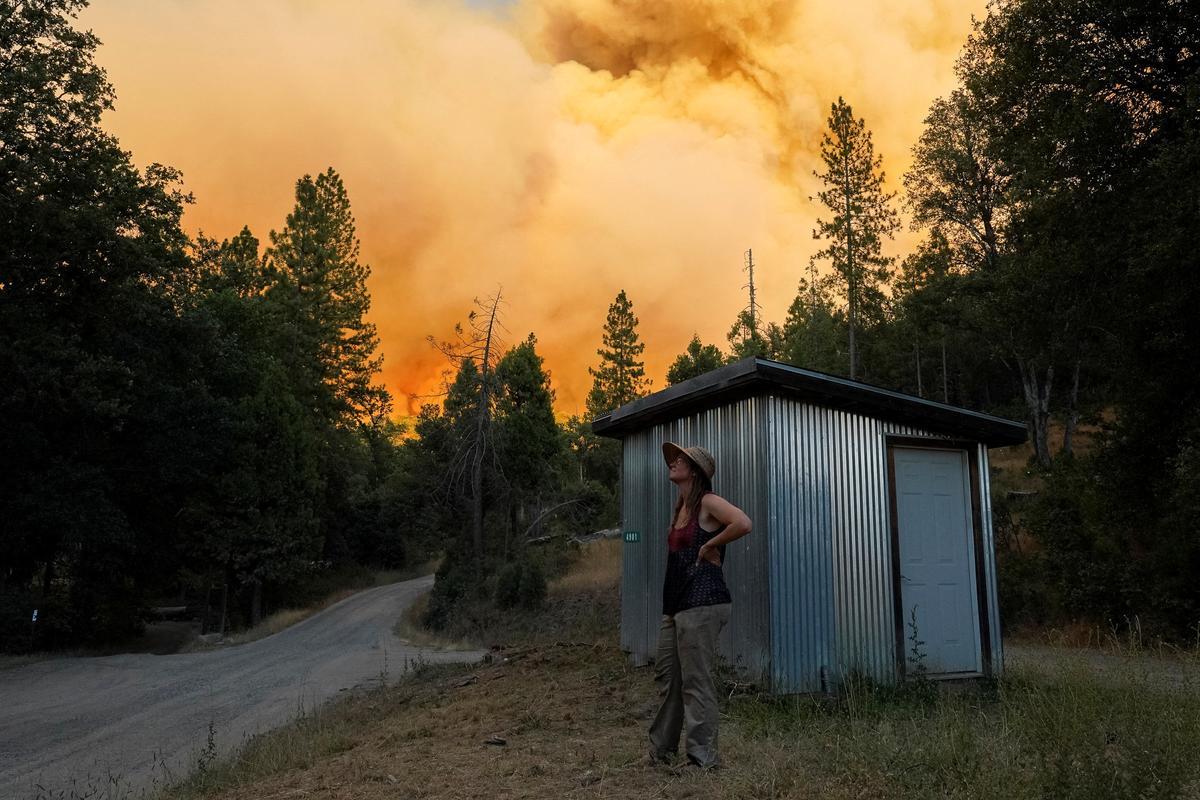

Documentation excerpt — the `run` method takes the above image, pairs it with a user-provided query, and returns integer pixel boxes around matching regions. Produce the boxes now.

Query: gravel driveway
[0,575,484,800]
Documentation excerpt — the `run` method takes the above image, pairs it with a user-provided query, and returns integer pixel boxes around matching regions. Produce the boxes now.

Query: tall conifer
[586,290,650,418]
[811,97,899,380]
[266,168,388,425]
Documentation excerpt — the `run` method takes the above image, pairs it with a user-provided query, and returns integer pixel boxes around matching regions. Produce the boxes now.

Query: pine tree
[495,334,565,548]
[667,335,725,385]
[726,311,782,361]
[586,290,650,418]
[780,275,844,374]
[266,168,388,425]
[894,232,957,401]
[811,97,899,380]
[425,291,506,563]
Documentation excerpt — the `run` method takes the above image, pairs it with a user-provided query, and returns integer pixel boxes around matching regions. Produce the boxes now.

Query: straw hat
[662,442,716,480]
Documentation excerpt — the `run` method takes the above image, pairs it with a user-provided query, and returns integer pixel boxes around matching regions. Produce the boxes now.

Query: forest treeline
[3,0,1199,650]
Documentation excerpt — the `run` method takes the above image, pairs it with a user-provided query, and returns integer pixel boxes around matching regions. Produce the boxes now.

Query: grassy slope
[165,539,1200,800]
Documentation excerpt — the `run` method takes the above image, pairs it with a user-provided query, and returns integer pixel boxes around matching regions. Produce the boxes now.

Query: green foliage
[666,334,725,385]
[561,417,619,530]
[959,0,1200,638]
[0,0,408,647]
[495,335,561,503]
[266,168,390,427]
[494,561,547,610]
[585,289,650,419]
[904,608,937,704]
[726,311,782,362]
[0,0,196,647]
[423,549,476,631]
[778,276,846,375]
[997,437,1200,639]
[904,90,1006,275]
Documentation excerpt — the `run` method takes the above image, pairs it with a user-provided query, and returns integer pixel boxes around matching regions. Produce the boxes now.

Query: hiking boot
[645,749,676,768]
[684,754,722,771]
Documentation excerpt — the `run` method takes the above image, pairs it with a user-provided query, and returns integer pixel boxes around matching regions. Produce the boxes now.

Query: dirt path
[0,575,484,800]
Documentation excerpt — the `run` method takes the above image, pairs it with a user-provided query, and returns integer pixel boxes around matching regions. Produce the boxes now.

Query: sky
[79,0,987,416]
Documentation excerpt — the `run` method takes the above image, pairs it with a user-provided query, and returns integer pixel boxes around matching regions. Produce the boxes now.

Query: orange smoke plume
[81,0,984,415]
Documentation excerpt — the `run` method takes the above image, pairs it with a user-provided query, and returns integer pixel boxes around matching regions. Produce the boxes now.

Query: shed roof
[591,357,1027,448]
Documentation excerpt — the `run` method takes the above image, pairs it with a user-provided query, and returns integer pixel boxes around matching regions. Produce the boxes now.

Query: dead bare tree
[427,288,507,563]
[743,248,760,340]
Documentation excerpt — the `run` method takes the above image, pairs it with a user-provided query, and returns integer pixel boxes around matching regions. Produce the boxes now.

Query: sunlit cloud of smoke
[81,0,984,414]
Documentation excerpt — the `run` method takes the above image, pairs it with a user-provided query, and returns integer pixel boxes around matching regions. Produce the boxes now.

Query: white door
[894,447,982,675]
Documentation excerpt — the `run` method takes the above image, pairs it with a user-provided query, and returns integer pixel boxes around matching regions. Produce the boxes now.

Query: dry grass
[183,603,346,652]
[163,539,1200,800]
[393,593,481,652]
[185,562,440,652]
[553,537,622,594]
[219,608,315,647]
[988,415,1107,487]
[1007,614,1200,657]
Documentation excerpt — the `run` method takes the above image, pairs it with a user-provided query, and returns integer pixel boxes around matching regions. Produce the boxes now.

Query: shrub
[494,560,546,610]
[423,555,473,631]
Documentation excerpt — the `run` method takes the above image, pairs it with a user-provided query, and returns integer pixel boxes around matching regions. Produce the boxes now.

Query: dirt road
[0,575,483,800]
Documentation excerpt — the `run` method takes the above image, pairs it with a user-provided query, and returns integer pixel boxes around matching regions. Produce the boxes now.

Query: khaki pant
[648,603,731,768]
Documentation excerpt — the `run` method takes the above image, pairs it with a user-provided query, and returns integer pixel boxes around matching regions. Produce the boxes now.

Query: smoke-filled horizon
[81,0,985,416]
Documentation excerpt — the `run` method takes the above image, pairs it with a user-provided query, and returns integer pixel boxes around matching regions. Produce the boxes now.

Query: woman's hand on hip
[697,542,721,567]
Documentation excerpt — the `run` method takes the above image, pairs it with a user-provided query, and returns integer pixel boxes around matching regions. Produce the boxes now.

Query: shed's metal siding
[763,398,835,693]
[764,396,930,692]
[977,444,1004,671]
[618,393,1006,694]
[619,397,773,680]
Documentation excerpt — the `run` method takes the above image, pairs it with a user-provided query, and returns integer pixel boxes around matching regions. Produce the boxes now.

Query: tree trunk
[982,212,1000,272]
[506,501,519,561]
[844,158,857,381]
[471,289,501,564]
[915,339,923,397]
[941,330,949,404]
[218,580,229,636]
[471,450,483,561]
[1018,358,1054,468]
[40,558,54,602]
[1061,359,1082,457]
[251,580,263,627]
[201,584,212,635]
[848,297,857,380]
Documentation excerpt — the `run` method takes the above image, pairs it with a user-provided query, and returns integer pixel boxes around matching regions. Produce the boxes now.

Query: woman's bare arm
[697,494,752,565]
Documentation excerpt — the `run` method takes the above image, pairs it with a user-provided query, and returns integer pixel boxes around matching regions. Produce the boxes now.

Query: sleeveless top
[661,494,733,616]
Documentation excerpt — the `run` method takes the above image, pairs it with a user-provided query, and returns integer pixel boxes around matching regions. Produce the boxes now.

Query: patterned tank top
[661,495,732,616]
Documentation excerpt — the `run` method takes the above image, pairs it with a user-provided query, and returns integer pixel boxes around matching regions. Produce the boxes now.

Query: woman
[648,441,752,770]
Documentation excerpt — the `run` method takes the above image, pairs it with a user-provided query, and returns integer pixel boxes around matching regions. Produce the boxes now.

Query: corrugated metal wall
[764,397,929,692]
[619,397,773,680]
[618,392,1003,694]
[977,444,1004,671]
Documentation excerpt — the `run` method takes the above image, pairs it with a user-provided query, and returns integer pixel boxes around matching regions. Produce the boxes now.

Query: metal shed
[591,357,1027,694]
